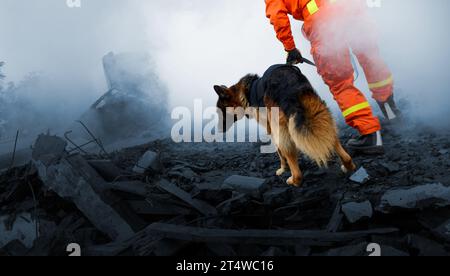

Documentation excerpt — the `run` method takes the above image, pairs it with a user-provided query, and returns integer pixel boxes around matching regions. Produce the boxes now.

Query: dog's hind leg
[276,149,289,176]
[335,140,357,173]
[284,148,302,187]
[267,106,289,177]
[278,139,302,187]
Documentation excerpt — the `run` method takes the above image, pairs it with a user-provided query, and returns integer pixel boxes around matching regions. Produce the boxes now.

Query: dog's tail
[288,93,338,167]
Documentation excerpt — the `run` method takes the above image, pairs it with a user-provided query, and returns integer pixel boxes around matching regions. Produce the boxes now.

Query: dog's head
[213,74,258,133]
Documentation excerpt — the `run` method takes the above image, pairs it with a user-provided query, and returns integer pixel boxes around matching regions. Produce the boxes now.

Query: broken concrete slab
[32,134,139,241]
[88,159,125,182]
[349,167,370,184]
[133,150,161,174]
[142,222,398,247]
[378,183,450,213]
[222,175,268,197]
[106,181,147,197]
[342,201,373,224]
[157,179,217,216]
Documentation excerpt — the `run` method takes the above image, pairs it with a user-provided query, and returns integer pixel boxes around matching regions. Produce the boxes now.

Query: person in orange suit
[265,0,401,153]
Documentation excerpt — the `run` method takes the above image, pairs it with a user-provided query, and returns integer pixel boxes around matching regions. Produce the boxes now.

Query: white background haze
[0,0,449,133]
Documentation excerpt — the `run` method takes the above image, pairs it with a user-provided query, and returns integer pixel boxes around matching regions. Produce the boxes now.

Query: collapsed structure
[1,122,450,256]
[0,52,170,169]
[73,52,169,146]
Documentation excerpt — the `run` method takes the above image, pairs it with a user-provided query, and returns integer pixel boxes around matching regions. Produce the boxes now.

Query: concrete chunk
[133,150,161,174]
[378,183,450,213]
[349,167,370,184]
[88,159,124,182]
[157,179,217,216]
[342,201,373,223]
[222,175,268,197]
[32,134,137,241]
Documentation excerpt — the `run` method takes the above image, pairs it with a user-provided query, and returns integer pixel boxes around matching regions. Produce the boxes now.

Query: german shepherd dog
[214,64,356,187]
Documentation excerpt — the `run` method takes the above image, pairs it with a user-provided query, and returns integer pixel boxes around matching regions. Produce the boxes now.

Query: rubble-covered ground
[1,120,450,256]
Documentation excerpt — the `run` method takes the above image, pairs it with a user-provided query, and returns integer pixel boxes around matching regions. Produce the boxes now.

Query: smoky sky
[1,0,450,130]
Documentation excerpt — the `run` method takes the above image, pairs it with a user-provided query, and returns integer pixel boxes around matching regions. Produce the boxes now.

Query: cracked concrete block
[32,134,138,241]
[222,175,268,197]
[342,201,373,223]
[349,167,370,184]
[378,183,450,213]
[133,150,161,174]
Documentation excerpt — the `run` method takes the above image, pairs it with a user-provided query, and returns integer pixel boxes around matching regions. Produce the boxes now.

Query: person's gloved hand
[286,48,303,65]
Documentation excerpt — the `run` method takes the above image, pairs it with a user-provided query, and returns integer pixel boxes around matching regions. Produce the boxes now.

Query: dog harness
[248,64,302,107]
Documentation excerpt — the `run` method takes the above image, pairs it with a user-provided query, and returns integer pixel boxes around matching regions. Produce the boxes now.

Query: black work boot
[347,131,384,154]
[377,95,401,121]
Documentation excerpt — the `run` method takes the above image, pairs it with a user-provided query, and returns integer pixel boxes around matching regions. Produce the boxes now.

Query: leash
[289,57,316,67]
[300,57,316,67]
[350,51,360,81]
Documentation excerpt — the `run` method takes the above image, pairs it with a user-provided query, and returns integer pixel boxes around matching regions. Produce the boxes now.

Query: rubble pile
[0,53,170,158]
[74,52,170,146]
[1,123,450,256]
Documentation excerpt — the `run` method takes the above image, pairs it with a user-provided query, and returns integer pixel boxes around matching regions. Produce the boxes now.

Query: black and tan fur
[214,65,356,187]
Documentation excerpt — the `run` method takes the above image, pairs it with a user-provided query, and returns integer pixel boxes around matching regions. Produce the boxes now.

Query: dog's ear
[214,85,229,99]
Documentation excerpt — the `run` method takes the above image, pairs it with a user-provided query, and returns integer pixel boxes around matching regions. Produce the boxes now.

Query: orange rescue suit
[265,0,394,135]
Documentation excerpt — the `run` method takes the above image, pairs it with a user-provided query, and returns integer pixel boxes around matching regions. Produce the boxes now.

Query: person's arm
[265,0,296,51]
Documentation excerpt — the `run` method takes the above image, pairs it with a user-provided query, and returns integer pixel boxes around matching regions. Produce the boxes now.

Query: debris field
[1,121,450,256]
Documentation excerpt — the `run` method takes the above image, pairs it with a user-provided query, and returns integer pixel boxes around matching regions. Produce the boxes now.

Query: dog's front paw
[341,162,357,174]
[276,167,287,176]
[287,176,302,187]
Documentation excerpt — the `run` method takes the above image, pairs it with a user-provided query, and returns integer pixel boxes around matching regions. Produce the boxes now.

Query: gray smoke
[0,0,165,149]
[0,0,449,151]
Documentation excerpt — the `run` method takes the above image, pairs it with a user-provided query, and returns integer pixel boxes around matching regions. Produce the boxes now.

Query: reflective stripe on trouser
[324,75,381,136]
[302,3,384,135]
[353,48,394,103]
[315,63,381,135]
